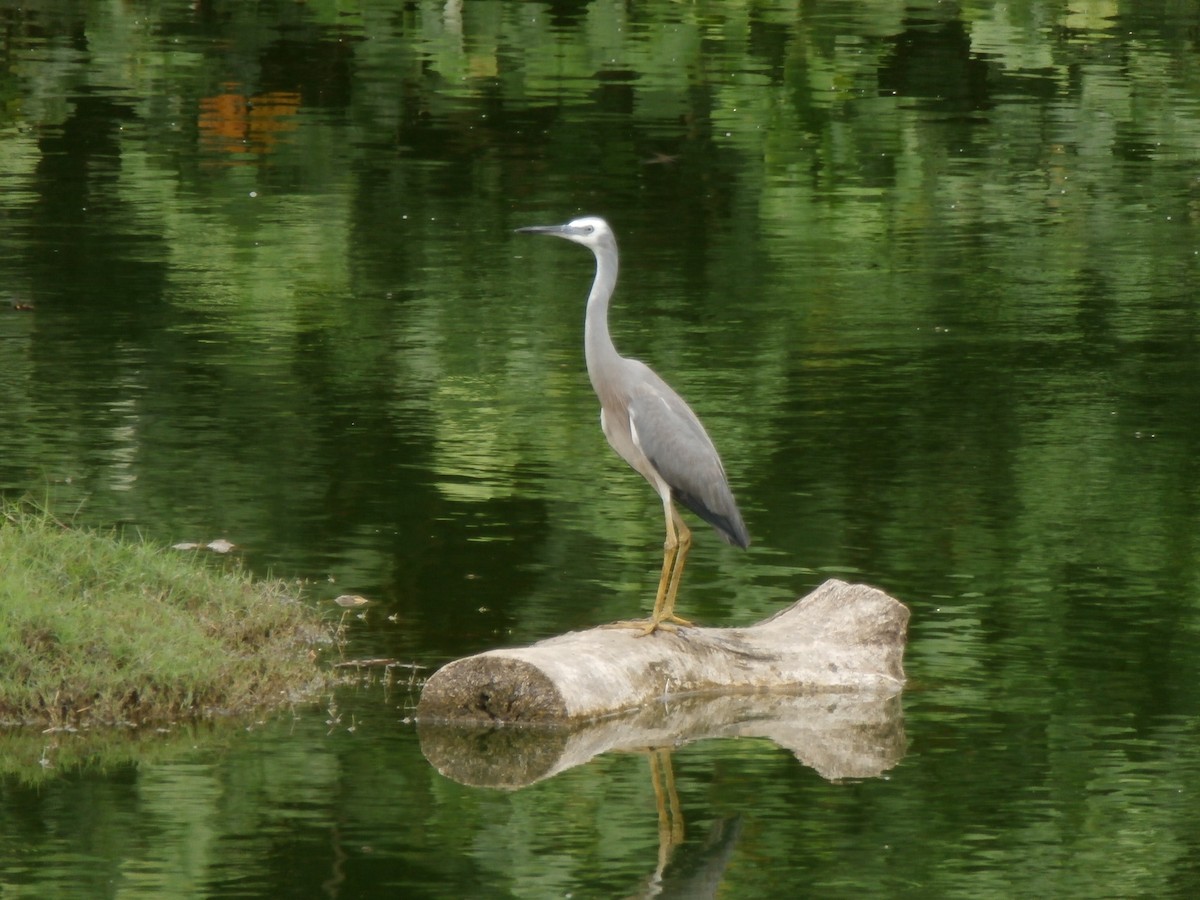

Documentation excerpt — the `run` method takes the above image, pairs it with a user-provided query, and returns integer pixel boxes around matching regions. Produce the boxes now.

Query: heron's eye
[585,225,595,234]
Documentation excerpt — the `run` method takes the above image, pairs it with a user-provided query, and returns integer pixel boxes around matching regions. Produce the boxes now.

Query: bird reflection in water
[636,748,742,899]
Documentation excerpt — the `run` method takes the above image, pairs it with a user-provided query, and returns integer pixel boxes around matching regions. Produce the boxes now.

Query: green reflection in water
[1,0,1200,896]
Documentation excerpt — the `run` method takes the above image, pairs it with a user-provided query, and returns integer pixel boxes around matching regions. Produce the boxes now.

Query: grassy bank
[0,503,337,729]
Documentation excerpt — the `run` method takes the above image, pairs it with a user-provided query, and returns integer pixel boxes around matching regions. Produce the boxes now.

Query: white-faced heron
[516,216,749,634]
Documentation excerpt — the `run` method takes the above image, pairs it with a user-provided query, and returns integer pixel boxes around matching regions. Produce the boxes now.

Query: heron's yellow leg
[604,520,679,634]
[606,497,694,635]
[640,502,696,634]
[648,534,678,623]
[657,513,692,626]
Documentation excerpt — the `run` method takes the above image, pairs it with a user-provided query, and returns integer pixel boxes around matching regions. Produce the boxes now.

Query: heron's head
[515,216,614,250]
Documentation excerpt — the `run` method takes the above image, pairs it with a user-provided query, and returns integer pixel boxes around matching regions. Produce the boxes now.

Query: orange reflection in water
[198,84,300,160]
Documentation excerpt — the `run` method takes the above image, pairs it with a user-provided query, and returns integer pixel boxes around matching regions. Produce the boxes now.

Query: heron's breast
[599,404,650,476]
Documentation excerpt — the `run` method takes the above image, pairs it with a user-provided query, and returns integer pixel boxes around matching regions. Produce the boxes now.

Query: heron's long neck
[583,248,621,395]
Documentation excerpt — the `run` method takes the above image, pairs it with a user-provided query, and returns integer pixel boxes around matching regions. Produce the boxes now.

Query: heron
[516,216,749,634]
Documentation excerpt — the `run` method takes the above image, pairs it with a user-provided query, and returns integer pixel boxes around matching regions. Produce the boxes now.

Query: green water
[2,1,1199,896]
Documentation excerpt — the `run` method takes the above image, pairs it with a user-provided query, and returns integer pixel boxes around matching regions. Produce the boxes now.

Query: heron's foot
[602,618,671,634]
[655,612,694,629]
[602,614,694,636]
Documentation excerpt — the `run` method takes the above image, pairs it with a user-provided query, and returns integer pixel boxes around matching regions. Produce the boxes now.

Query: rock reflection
[418,690,905,788]
[420,693,902,897]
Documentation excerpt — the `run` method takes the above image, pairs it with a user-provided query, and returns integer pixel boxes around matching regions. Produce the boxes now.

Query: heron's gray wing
[626,372,749,548]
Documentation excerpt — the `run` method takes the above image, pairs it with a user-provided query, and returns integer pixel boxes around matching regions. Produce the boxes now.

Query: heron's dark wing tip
[722,518,751,549]
[673,485,750,549]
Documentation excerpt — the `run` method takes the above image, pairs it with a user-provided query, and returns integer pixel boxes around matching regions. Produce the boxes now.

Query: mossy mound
[0,504,337,729]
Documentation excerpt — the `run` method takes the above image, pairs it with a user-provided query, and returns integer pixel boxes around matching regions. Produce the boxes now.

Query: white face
[563,216,612,246]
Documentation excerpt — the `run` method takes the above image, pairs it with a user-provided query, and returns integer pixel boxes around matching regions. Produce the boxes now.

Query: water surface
[2,1,1199,896]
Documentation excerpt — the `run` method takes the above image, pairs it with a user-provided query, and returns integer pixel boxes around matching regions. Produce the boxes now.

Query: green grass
[0,502,337,729]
